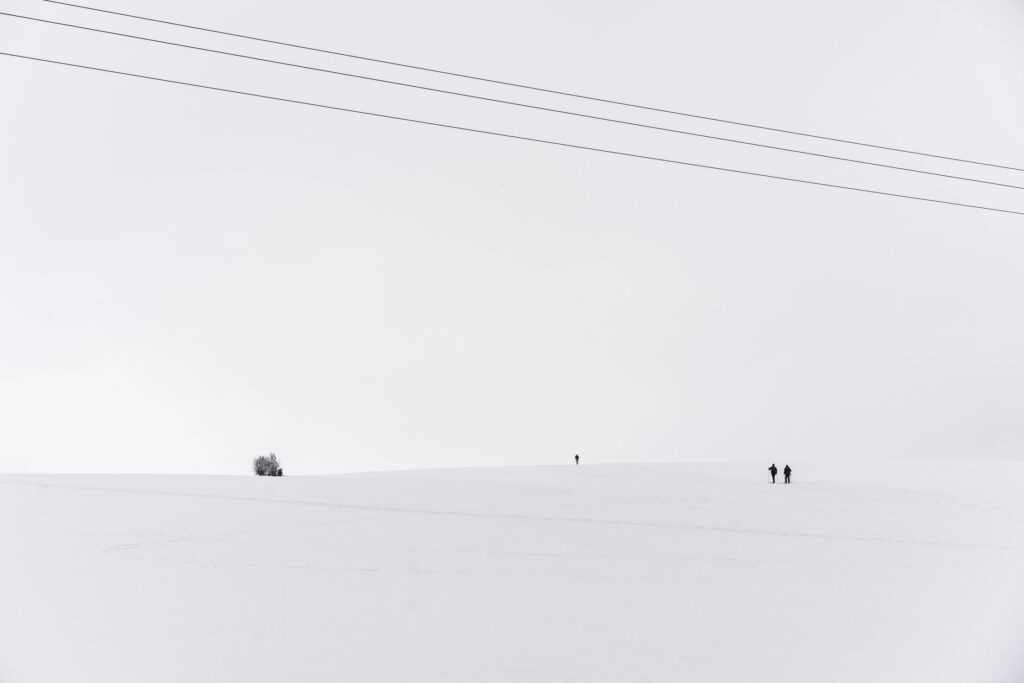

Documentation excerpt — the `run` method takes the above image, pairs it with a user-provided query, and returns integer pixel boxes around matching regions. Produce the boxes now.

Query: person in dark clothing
[769,463,778,483]
[783,465,792,484]
[575,454,580,465]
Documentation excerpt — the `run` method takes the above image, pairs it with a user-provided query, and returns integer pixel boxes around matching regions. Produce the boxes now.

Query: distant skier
[575,454,580,465]
[783,465,792,484]
[769,463,778,483]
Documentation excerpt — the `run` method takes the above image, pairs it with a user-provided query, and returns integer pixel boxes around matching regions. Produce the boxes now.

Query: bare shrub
[253,453,283,477]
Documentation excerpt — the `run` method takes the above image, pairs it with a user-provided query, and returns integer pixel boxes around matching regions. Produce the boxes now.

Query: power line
[7,10,1023,194]
[3,51,1021,217]
[41,0,1024,174]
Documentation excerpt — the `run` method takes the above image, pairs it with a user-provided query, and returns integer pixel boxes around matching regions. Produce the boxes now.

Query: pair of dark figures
[768,464,792,484]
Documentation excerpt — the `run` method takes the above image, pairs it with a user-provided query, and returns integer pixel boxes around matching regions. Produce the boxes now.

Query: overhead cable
[3,51,1021,216]
[6,11,1022,192]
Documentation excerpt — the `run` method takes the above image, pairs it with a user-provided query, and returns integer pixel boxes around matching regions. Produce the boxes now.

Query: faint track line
[1,478,1015,551]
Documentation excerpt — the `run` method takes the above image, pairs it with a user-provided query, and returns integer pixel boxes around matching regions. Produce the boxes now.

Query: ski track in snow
[0,476,1017,551]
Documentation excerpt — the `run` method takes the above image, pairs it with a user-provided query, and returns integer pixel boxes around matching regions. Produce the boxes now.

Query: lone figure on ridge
[575,454,580,465]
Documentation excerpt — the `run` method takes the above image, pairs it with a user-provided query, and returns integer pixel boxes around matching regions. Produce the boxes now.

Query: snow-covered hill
[2,463,1022,682]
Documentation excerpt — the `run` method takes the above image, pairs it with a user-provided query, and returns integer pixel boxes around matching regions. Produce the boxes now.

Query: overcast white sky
[2,0,1024,474]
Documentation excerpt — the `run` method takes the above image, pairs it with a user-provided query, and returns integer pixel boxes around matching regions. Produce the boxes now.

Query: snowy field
[1,463,1023,682]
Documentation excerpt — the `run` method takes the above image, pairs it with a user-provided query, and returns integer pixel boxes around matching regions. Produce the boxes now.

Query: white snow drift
[1,463,1023,682]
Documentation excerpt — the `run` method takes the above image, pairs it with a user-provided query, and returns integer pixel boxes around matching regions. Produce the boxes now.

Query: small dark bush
[253,453,283,477]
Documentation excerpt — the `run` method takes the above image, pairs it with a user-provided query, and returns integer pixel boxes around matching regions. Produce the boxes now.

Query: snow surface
[2,463,1023,682]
